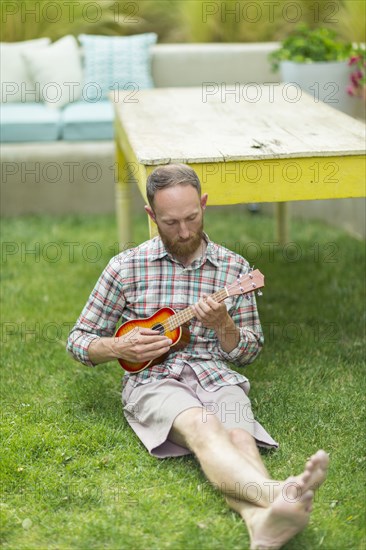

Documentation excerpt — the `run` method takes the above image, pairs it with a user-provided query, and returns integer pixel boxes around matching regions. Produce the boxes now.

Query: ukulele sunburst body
[115,269,264,374]
[115,307,190,373]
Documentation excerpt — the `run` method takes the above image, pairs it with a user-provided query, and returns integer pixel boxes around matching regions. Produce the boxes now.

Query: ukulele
[115,269,264,373]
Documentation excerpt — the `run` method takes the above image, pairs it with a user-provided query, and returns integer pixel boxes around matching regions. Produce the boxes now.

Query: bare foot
[280,449,329,500]
[304,449,329,490]
[226,450,329,549]
[228,482,314,549]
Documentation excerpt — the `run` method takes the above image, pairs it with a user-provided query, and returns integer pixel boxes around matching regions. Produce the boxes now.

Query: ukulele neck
[163,269,264,333]
[167,288,228,331]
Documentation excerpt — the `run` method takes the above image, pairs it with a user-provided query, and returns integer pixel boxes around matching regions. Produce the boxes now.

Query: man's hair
[146,164,201,207]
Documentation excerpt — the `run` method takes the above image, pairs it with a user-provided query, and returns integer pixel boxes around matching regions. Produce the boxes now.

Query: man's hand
[192,294,229,331]
[192,294,240,354]
[113,327,172,363]
[88,328,172,365]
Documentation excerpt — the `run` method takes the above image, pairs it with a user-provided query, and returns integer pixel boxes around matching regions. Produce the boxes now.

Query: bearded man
[67,164,328,549]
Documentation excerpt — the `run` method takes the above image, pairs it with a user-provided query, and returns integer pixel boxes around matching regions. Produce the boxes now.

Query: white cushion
[22,35,83,109]
[0,38,50,103]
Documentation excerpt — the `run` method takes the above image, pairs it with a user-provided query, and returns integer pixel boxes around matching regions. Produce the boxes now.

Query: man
[67,164,328,549]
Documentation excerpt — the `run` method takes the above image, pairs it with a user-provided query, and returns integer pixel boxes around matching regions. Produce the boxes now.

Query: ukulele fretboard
[164,288,229,331]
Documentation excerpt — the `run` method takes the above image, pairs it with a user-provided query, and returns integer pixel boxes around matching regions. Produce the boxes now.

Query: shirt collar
[150,232,220,267]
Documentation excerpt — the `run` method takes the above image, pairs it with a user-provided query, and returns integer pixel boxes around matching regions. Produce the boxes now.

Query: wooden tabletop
[114,85,365,165]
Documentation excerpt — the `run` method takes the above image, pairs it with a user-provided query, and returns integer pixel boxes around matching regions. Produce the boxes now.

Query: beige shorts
[122,364,278,458]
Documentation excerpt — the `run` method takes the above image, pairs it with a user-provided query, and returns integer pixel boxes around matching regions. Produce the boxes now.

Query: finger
[138,339,173,357]
[138,327,166,335]
[121,329,171,346]
[206,296,219,308]
[137,327,172,342]
[196,300,211,314]
[140,334,172,346]
[202,294,214,306]
[193,309,204,322]
[194,305,213,324]
[193,306,206,321]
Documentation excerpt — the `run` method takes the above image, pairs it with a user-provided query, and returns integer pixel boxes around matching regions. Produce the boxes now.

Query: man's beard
[158,219,204,259]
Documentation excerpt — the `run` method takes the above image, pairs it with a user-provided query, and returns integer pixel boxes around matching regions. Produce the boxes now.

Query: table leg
[115,142,132,250]
[276,202,289,245]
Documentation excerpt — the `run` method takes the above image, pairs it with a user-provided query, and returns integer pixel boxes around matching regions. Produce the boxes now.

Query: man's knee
[229,427,254,447]
[171,406,222,450]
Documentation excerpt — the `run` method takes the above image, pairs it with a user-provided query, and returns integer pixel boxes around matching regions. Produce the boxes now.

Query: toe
[302,489,314,502]
[302,470,311,484]
[313,450,329,467]
[318,450,330,467]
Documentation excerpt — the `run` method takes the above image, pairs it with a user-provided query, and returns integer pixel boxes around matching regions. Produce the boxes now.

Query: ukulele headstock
[227,269,265,299]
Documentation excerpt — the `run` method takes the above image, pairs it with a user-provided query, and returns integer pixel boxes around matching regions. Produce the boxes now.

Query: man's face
[146,185,208,259]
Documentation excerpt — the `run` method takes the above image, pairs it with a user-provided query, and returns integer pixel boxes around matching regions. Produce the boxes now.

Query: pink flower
[347,48,365,99]
[348,56,360,66]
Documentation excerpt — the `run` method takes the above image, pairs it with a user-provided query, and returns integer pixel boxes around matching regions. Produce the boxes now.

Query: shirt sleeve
[217,288,264,366]
[66,257,126,366]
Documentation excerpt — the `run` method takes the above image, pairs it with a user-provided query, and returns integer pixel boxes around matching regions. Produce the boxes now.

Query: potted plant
[269,24,354,114]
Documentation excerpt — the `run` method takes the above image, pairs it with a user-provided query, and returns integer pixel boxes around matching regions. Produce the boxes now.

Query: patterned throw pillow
[78,33,157,101]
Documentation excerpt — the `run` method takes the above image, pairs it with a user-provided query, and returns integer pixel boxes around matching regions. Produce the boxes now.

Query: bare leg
[169,408,329,549]
[227,427,329,548]
[229,428,329,495]
[229,428,270,477]
[170,408,276,507]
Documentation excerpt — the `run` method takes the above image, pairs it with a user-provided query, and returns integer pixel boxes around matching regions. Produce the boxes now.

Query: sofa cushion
[0,38,51,103]
[22,35,83,109]
[61,100,114,140]
[0,103,61,142]
[79,33,157,100]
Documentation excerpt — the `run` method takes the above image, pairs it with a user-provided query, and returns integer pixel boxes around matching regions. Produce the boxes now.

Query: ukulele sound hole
[152,323,165,335]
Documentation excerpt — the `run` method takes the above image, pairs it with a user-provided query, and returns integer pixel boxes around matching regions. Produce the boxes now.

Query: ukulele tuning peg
[245,294,251,301]
[257,290,263,297]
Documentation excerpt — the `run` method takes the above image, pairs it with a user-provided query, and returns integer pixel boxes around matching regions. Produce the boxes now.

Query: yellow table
[113,85,365,246]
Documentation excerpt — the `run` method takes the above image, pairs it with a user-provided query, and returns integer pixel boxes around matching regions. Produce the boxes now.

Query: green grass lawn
[1,209,365,550]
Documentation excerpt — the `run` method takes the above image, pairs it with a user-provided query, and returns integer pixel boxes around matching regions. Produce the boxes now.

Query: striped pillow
[79,33,157,101]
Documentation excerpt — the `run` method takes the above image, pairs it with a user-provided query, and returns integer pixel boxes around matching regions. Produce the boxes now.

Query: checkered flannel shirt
[67,234,264,393]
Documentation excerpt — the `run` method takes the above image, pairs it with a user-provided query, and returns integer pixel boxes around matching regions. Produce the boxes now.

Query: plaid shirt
[67,234,263,393]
